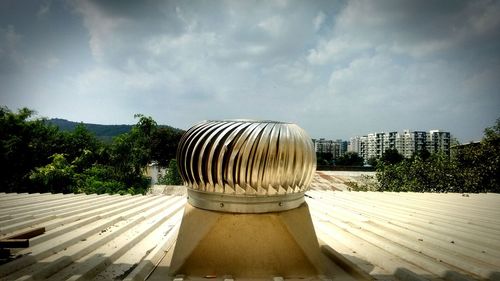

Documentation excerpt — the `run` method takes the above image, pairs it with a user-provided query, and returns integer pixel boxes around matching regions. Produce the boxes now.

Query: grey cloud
[0,25,23,74]
[74,0,329,67]
[309,0,500,63]
[0,0,498,143]
[37,0,52,18]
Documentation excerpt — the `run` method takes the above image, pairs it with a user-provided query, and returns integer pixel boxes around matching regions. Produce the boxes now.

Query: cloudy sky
[1,0,499,142]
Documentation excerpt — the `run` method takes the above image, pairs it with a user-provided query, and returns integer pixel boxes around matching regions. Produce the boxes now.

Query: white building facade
[349,129,451,160]
[427,130,451,156]
[313,138,349,160]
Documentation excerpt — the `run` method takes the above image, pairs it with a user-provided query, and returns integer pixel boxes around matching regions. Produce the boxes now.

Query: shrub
[158,159,183,185]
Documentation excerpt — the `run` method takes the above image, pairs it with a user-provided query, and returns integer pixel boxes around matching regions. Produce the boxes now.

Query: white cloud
[307,37,370,65]
[72,0,128,60]
[389,40,453,58]
[262,61,315,86]
[313,11,325,32]
[307,0,500,62]
[257,15,284,36]
[1,0,499,142]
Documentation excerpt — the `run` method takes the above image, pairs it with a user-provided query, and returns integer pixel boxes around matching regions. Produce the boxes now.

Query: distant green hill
[47,118,184,141]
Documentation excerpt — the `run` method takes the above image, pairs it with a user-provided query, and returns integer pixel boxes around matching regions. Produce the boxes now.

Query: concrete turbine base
[166,202,331,279]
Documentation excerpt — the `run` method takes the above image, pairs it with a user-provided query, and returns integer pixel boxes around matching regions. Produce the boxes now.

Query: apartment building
[383,131,398,151]
[366,133,386,159]
[313,138,348,159]
[395,130,428,158]
[348,137,361,154]
[427,130,451,156]
[349,129,451,160]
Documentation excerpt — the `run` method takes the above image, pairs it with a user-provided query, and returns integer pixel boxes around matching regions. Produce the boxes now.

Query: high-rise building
[396,130,428,158]
[348,136,368,160]
[340,140,348,156]
[349,129,451,160]
[427,130,451,156]
[359,136,368,160]
[348,137,362,154]
[313,138,349,160]
[313,138,334,154]
[383,132,398,151]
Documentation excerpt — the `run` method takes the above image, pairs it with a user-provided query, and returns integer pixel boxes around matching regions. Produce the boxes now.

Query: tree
[109,115,157,181]
[367,157,378,167]
[151,128,184,166]
[60,124,106,173]
[414,148,431,161]
[376,153,462,192]
[376,118,499,193]
[454,118,500,193]
[75,164,130,195]
[158,159,183,185]
[1,106,184,195]
[379,149,404,165]
[336,152,364,166]
[316,152,333,165]
[0,107,63,192]
[29,153,76,193]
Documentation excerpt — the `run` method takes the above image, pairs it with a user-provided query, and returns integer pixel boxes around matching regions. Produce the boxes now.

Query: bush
[345,175,379,191]
[376,118,499,193]
[377,153,463,192]
[75,165,149,195]
[336,152,364,166]
[158,159,183,185]
[29,153,76,193]
[1,106,177,195]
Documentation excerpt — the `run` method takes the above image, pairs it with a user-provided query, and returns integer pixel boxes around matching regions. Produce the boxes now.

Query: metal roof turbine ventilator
[176,120,317,213]
[169,120,329,279]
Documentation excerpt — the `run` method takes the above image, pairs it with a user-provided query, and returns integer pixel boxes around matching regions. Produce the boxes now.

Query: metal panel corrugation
[1,191,500,280]
[177,120,316,195]
[307,191,500,281]
[0,192,185,281]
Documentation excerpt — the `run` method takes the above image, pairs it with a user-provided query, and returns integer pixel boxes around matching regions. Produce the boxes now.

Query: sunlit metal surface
[1,191,499,280]
[176,120,316,212]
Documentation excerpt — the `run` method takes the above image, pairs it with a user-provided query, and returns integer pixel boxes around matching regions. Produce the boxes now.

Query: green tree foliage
[376,119,499,193]
[453,118,500,193]
[29,153,76,193]
[414,148,431,161]
[60,124,104,167]
[336,152,364,166]
[366,157,378,167]
[158,159,183,185]
[379,149,404,165]
[316,152,333,165]
[0,107,62,192]
[377,153,462,192]
[151,128,184,166]
[74,164,145,195]
[0,106,183,195]
[111,114,157,174]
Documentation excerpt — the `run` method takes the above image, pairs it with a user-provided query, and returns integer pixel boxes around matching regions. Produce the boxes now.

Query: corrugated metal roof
[1,189,499,280]
[307,191,500,281]
[311,171,377,191]
[0,193,186,281]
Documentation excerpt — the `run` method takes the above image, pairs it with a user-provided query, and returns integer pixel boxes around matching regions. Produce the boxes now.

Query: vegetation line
[1,106,184,195]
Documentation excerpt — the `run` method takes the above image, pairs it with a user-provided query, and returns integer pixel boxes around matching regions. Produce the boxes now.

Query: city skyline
[314,128,452,161]
[1,0,499,143]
